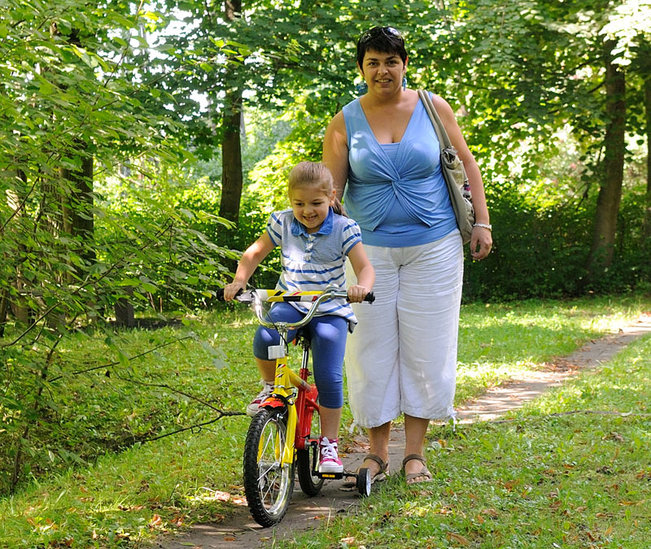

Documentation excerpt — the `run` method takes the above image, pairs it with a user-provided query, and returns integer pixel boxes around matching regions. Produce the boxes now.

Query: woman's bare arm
[323,111,349,201]
[432,95,492,260]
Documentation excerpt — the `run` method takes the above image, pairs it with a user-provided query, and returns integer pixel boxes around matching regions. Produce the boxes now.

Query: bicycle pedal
[318,472,344,480]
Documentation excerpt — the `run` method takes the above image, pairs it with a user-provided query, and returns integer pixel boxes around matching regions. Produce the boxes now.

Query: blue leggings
[253,303,348,409]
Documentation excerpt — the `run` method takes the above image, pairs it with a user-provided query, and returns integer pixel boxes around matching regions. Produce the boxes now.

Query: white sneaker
[318,436,344,474]
[246,382,274,417]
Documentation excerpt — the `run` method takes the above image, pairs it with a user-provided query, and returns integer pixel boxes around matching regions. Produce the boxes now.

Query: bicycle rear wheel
[296,404,324,496]
[243,408,294,527]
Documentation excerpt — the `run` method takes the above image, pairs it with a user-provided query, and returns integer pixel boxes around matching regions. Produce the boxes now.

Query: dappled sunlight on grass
[0,429,249,547]
[279,336,650,548]
[1,295,648,547]
[224,317,258,329]
[527,342,650,416]
[456,295,648,400]
[456,360,538,403]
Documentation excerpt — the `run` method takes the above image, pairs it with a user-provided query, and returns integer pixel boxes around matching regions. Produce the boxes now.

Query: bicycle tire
[357,467,372,497]
[243,408,294,527]
[296,404,324,496]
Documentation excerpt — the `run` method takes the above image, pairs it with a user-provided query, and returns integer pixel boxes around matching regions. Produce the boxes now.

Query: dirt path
[155,315,650,549]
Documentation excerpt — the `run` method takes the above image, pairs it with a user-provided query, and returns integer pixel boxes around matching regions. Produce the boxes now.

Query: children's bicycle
[221,286,375,527]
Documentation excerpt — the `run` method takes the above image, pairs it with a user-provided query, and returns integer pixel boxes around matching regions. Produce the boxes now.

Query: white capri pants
[346,232,464,428]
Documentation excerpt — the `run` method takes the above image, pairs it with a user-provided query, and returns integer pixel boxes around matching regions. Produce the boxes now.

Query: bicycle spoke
[243,409,294,526]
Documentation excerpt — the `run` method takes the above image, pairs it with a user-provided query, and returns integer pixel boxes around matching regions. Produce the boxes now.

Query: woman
[323,26,492,484]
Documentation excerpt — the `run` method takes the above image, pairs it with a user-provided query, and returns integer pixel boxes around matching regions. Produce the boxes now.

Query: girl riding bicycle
[223,161,374,473]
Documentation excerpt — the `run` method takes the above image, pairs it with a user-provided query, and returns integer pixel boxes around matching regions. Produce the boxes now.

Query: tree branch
[1,220,175,349]
[142,411,246,444]
[47,334,195,383]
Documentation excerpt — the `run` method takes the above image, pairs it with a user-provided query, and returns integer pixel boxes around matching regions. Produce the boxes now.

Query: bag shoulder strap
[417,89,453,150]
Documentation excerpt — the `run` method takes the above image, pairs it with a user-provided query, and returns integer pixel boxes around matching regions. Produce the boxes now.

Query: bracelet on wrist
[473,223,492,231]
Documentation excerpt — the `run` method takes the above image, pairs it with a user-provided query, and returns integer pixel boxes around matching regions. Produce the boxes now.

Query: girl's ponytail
[332,196,345,216]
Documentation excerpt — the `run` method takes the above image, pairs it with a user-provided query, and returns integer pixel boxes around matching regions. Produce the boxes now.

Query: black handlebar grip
[364,292,375,304]
[216,287,244,301]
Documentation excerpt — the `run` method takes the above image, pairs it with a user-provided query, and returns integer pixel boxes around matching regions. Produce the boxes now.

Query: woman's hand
[347,284,371,303]
[470,226,493,261]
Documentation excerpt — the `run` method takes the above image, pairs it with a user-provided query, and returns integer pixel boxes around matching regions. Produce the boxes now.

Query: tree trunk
[7,171,30,324]
[62,152,95,267]
[114,286,135,328]
[0,288,8,337]
[62,27,96,269]
[219,93,243,224]
[218,0,244,225]
[644,73,651,239]
[586,41,626,279]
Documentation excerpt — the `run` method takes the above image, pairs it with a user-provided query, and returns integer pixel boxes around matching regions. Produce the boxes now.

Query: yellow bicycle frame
[246,288,350,469]
[260,354,313,467]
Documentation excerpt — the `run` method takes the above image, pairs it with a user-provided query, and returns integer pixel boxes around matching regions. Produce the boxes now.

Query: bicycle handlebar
[216,286,374,332]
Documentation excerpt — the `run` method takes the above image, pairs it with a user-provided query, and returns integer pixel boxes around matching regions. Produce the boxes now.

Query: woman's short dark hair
[356,26,408,67]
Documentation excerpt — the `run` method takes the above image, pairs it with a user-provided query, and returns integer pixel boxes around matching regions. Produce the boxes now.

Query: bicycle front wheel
[243,408,294,527]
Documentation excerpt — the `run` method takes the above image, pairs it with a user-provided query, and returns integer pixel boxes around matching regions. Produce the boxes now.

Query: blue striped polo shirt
[266,208,362,327]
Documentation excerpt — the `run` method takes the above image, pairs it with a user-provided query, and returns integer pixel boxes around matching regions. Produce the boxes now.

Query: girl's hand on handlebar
[223,281,245,301]
[347,285,370,303]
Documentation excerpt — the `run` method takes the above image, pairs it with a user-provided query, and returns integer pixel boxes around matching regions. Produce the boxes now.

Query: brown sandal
[402,454,433,485]
[341,453,389,490]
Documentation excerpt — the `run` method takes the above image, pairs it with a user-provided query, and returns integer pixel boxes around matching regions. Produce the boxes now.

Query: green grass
[0,293,648,547]
[278,335,650,548]
[455,297,644,403]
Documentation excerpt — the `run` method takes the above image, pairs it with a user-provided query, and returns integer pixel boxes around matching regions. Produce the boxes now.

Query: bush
[463,182,649,301]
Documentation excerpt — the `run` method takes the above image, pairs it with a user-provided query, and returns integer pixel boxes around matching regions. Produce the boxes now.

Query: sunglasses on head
[359,26,403,44]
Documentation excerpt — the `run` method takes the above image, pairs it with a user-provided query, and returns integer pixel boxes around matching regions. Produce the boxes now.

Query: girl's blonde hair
[288,161,343,215]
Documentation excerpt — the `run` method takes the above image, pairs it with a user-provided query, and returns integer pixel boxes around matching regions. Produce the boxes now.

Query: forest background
[1,0,649,505]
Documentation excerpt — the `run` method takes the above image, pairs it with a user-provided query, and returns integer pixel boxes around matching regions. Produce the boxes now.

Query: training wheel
[356,467,371,497]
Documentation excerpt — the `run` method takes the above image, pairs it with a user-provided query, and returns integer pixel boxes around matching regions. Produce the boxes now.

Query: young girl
[223,161,374,473]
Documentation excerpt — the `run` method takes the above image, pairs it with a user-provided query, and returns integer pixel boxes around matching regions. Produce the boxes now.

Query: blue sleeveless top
[342,97,458,247]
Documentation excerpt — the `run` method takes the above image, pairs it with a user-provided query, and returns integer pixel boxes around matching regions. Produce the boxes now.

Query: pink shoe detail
[318,436,343,474]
